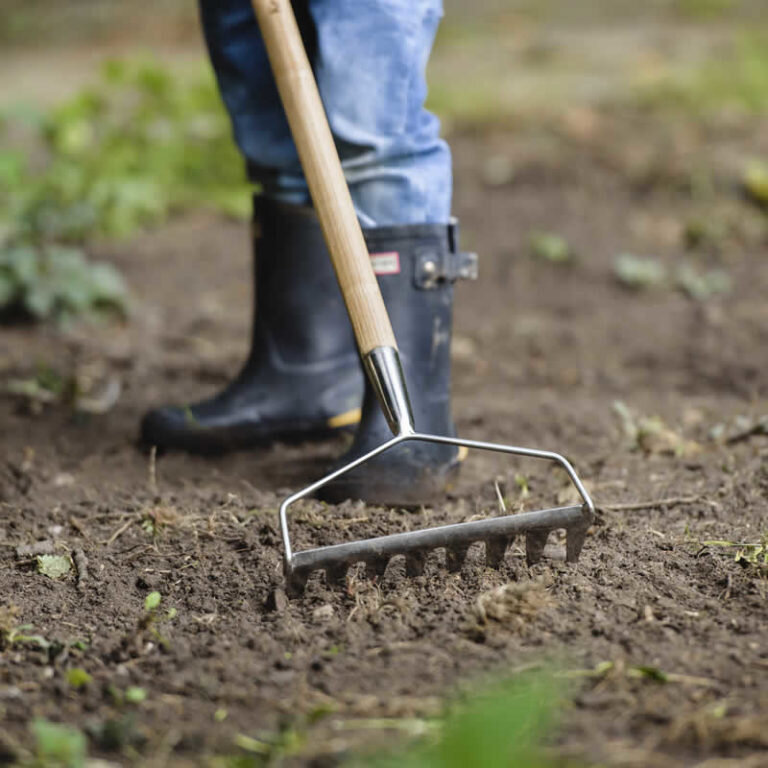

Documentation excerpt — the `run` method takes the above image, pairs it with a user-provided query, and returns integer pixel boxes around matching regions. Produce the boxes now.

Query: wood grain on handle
[251,0,397,355]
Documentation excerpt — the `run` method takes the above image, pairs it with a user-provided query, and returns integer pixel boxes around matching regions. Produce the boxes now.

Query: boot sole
[139,420,356,457]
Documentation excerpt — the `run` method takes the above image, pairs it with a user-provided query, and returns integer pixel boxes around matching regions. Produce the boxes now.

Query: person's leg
[197,0,309,204]
[202,0,452,225]
[140,0,363,453]
[306,0,476,503]
[142,0,477,505]
[310,0,452,226]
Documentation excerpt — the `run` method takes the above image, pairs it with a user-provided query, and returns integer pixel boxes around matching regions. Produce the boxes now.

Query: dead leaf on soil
[0,604,20,648]
[636,416,700,456]
[612,401,700,457]
[469,578,554,639]
[566,660,716,689]
[560,106,602,140]
[709,414,768,445]
[141,504,182,535]
[663,708,768,752]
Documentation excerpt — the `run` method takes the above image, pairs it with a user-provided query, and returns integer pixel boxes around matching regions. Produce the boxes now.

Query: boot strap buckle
[415,249,478,289]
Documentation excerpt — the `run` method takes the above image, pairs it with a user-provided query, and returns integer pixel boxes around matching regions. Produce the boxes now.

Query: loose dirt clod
[265,587,289,613]
[15,540,55,558]
[468,579,555,640]
[312,604,335,623]
[72,548,88,589]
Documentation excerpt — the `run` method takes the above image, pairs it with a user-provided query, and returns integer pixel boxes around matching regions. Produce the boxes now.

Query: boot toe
[317,441,461,508]
[140,406,192,451]
[140,404,247,454]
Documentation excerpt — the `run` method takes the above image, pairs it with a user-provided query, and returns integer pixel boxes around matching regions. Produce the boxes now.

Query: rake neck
[363,346,415,437]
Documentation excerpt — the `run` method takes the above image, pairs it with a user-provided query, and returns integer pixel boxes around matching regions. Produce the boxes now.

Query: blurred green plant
[673,0,737,20]
[613,254,668,290]
[640,33,768,114]
[30,719,87,768]
[0,58,251,322]
[743,160,768,208]
[613,253,731,301]
[529,232,573,265]
[0,244,126,321]
[347,670,562,768]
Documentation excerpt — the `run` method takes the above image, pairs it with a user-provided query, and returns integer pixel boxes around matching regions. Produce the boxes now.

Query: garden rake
[251,0,595,596]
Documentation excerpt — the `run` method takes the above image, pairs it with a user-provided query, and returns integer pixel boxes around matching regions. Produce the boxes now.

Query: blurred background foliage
[0,59,250,321]
[0,0,766,322]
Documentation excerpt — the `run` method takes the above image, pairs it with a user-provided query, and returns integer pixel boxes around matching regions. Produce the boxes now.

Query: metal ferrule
[362,346,415,437]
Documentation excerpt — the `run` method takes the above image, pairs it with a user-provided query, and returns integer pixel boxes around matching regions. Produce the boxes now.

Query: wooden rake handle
[251,0,397,355]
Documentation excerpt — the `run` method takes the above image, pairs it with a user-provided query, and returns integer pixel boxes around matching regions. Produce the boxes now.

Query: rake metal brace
[251,0,595,596]
[280,352,595,596]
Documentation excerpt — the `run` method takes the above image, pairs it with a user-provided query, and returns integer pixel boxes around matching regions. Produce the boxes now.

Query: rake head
[278,348,595,596]
[281,434,594,596]
[280,435,595,597]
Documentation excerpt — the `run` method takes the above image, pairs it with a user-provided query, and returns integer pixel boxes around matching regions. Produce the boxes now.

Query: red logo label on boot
[370,252,400,275]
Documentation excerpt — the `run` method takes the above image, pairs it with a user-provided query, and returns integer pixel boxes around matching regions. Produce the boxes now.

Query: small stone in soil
[265,587,289,613]
[312,604,334,622]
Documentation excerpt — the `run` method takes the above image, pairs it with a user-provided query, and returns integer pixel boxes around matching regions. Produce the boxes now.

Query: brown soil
[1,111,767,766]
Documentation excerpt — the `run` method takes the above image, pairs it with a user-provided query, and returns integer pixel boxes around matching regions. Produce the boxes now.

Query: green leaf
[11,632,50,650]
[614,254,668,290]
[87,262,128,306]
[0,271,17,306]
[55,119,95,156]
[362,672,562,768]
[743,161,768,206]
[205,185,253,219]
[529,232,572,264]
[24,281,57,319]
[0,56,256,328]
[675,264,731,301]
[144,591,161,611]
[234,734,270,755]
[1,245,38,285]
[37,554,72,580]
[31,719,87,768]
[0,150,26,189]
[630,665,669,683]
[124,686,147,704]
[66,668,92,689]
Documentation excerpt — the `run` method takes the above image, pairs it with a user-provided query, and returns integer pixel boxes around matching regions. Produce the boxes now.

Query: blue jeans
[199,0,451,227]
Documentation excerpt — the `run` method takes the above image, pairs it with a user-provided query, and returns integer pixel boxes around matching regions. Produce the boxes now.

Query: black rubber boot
[140,198,364,453]
[318,221,477,507]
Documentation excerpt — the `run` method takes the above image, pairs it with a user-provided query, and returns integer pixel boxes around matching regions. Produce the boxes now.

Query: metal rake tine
[446,543,470,573]
[405,550,427,577]
[566,521,591,563]
[286,570,309,598]
[365,557,389,580]
[485,536,512,569]
[525,530,551,565]
[325,563,349,588]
